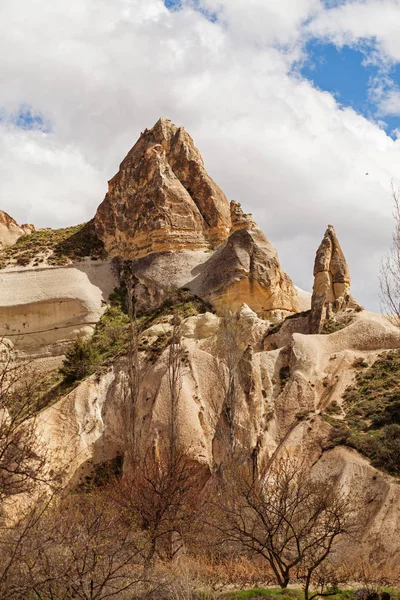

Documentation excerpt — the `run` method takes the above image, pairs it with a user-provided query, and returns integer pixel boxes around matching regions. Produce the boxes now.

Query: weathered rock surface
[121,213,302,318]
[35,308,400,561]
[0,210,34,248]
[310,225,360,333]
[230,200,256,232]
[95,118,231,258]
[94,119,301,318]
[8,119,400,566]
[192,225,299,318]
[0,260,117,355]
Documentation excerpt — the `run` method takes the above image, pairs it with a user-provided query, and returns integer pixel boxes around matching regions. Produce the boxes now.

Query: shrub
[60,338,98,383]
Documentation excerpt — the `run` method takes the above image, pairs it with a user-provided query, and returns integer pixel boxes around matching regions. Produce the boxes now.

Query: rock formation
[229,200,256,232]
[191,224,300,318]
[310,224,360,333]
[0,210,34,248]
[0,261,117,354]
[95,118,301,318]
[6,118,400,567]
[95,117,231,258]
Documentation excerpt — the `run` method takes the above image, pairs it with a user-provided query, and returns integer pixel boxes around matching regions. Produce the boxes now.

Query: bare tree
[167,313,187,460]
[380,183,400,324]
[124,278,142,467]
[0,349,56,598]
[116,448,206,565]
[7,488,152,600]
[0,354,48,507]
[210,453,357,598]
[212,311,245,458]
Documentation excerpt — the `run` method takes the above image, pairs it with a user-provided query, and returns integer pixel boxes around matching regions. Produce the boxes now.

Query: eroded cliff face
[0,260,117,356]
[4,118,400,566]
[35,307,400,562]
[0,210,34,248]
[95,117,231,258]
[95,119,300,318]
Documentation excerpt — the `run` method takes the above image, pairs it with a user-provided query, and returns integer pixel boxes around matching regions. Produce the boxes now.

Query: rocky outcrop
[0,210,34,248]
[310,225,360,333]
[34,307,400,561]
[122,224,301,319]
[189,225,300,318]
[95,118,231,259]
[230,200,256,232]
[0,260,117,355]
[94,120,301,318]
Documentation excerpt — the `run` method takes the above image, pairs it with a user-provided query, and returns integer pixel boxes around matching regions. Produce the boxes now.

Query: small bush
[60,338,98,383]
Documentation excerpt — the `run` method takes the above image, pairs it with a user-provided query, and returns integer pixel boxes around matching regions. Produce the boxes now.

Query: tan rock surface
[0,260,117,354]
[122,226,302,318]
[310,224,360,333]
[0,210,34,248]
[95,118,231,258]
[33,308,400,561]
[191,226,300,318]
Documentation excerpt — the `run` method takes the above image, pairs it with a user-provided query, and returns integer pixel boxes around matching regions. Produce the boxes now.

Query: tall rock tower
[310,225,360,333]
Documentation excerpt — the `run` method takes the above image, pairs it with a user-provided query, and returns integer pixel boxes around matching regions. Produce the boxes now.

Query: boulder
[192,224,299,318]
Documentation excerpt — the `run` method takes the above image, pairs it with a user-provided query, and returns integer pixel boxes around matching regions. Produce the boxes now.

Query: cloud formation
[1,0,400,310]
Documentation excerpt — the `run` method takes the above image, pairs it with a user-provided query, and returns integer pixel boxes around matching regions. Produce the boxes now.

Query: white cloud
[0,124,104,227]
[308,0,400,62]
[0,0,399,311]
[377,89,400,116]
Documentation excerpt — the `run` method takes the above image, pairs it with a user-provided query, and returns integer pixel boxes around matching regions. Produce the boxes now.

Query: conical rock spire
[310,224,359,333]
[95,118,231,258]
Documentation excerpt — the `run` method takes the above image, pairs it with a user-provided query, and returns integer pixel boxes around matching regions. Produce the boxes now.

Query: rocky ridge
[2,118,399,566]
[96,118,300,318]
[0,210,34,248]
[95,117,231,258]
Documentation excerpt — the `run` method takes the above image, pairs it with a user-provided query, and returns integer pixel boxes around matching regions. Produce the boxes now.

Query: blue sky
[163,0,400,140]
[164,0,217,21]
[299,41,400,138]
[0,107,50,132]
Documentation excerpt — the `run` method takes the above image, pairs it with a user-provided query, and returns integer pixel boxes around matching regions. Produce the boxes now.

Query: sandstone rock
[180,312,219,339]
[0,260,117,355]
[95,118,231,258]
[117,226,300,318]
[230,200,256,232]
[310,225,360,333]
[192,225,299,318]
[0,210,35,248]
[27,305,400,561]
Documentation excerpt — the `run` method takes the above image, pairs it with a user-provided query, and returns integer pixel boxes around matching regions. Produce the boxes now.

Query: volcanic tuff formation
[310,224,360,333]
[0,210,34,248]
[4,117,400,564]
[95,118,300,317]
[95,117,231,258]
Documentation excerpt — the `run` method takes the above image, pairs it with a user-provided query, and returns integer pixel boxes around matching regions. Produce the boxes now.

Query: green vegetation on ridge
[60,287,210,384]
[325,350,400,475]
[0,219,106,268]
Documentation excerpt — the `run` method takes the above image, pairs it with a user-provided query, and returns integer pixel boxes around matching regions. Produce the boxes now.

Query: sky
[1,0,400,311]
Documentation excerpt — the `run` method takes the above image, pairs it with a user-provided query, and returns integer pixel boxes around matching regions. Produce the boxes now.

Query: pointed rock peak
[313,224,350,282]
[0,210,35,248]
[310,224,359,333]
[230,201,256,232]
[95,118,231,259]
[0,210,18,228]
